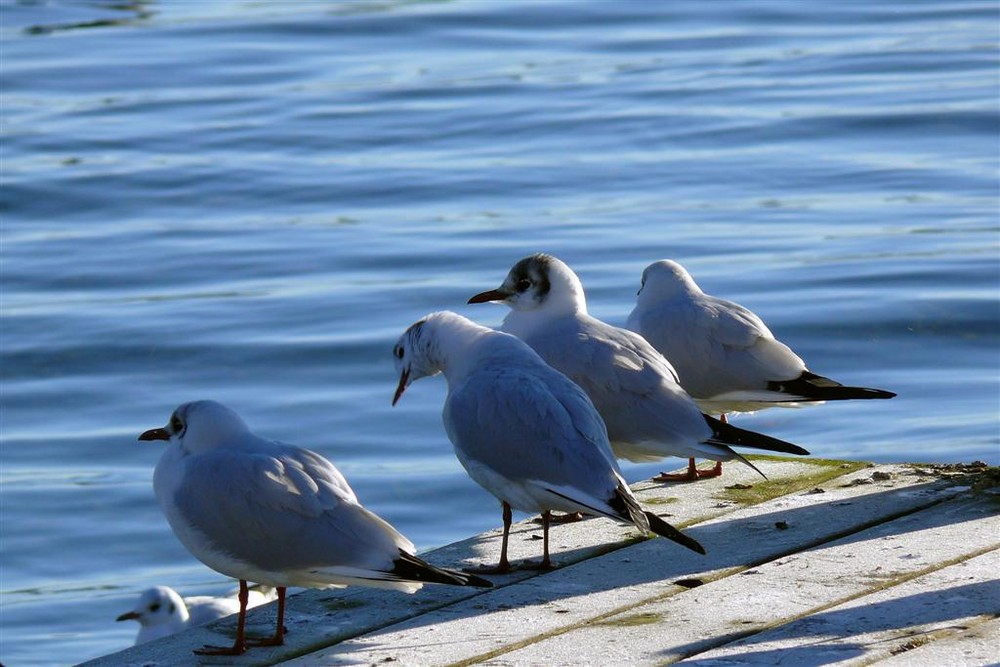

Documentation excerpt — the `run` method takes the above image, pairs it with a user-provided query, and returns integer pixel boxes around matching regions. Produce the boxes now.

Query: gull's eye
[515,278,531,292]
[169,414,184,435]
[394,345,404,359]
[149,603,161,613]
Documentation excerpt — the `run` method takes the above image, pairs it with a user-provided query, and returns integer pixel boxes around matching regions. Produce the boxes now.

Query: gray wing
[172,444,412,574]
[627,298,715,392]
[634,293,805,397]
[707,296,806,387]
[443,357,620,503]
[522,316,714,457]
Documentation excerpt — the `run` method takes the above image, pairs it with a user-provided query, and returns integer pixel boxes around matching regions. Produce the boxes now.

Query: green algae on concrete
[596,611,664,627]
[642,496,680,505]
[319,598,367,612]
[717,457,870,506]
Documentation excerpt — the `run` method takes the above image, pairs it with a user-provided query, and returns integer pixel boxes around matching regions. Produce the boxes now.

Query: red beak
[467,288,508,304]
[392,369,410,406]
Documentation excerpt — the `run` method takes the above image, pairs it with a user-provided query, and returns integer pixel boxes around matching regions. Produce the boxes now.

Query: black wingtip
[852,388,896,400]
[394,551,493,588]
[767,372,896,401]
[706,414,810,456]
[460,571,495,588]
[733,452,768,479]
[644,511,706,555]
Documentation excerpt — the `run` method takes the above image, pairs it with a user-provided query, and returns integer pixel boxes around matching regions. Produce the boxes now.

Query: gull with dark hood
[468,253,810,481]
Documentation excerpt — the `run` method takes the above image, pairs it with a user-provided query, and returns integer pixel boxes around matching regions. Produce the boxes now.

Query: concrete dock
[83,458,999,666]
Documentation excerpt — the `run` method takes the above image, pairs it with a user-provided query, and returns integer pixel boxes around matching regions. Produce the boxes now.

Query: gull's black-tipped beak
[467,288,508,304]
[138,427,170,442]
[392,369,410,406]
[116,611,140,622]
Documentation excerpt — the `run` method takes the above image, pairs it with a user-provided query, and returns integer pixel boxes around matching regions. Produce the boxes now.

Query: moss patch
[596,612,663,627]
[643,496,679,505]
[319,598,367,612]
[717,458,870,506]
[890,635,931,656]
[744,454,870,468]
[906,462,1000,502]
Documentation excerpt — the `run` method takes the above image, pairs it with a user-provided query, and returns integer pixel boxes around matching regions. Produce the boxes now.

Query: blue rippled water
[2,0,997,663]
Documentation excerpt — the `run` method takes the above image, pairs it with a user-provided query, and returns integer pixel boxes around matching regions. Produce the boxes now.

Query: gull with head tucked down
[392,311,704,573]
[467,253,810,482]
[139,400,491,656]
[627,259,896,415]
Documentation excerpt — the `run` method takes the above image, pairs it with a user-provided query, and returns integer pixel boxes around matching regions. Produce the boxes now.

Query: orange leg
[653,415,728,482]
[465,502,514,574]
[194,579,249,655]
[248,586,286,647]
[520,510,556,570]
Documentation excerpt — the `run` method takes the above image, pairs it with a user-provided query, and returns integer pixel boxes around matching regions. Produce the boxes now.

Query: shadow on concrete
[674,578,999,665]
[277,479,994,663]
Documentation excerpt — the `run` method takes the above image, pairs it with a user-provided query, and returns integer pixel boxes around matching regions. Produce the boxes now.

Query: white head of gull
[115,585,273,645]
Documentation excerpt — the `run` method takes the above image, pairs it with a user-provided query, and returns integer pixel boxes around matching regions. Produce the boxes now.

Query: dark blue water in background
[3,1,997,663]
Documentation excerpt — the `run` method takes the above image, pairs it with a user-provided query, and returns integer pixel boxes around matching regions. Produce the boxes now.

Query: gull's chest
[152,444,189,511]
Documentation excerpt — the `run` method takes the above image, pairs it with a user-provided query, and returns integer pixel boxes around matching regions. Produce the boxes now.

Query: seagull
[116,585,273,645]
[139,400,491,656]
[467,253,809,482]
[627,259,896,416]
[391,311,705,573]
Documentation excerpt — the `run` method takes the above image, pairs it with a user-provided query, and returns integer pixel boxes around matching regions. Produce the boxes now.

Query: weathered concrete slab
[278,465,981,666]
[80,461,993,667]
[80,458,842,666]
[678,551,999,666]
[491,497,998,666]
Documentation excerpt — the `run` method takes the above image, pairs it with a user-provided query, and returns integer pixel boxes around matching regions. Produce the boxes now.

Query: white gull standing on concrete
[391,311,705,573]
[467,254,809,482]
[627,259,896,415]
[115,584,273,645]
[139,400,491,656]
